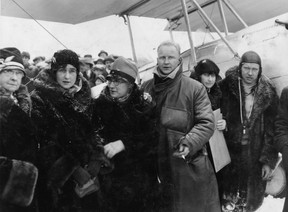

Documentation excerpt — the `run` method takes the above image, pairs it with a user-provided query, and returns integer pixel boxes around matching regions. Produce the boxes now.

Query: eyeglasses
[107,76,128,86]
[1,69,24,78]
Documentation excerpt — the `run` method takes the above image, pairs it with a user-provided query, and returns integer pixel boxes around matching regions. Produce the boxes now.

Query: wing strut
[190,0,239,58]
[180,0,197,67]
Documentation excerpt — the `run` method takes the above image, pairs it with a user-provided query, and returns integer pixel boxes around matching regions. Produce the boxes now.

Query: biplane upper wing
[2,0,288,32]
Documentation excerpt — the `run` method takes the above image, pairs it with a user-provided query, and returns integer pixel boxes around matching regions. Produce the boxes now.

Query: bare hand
[262,164,272,180]
[173,144,189,159]
[216,119,226,131]
[104,140,125,158]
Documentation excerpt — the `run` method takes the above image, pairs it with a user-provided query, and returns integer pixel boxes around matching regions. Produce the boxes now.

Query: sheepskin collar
[224,66,277,128]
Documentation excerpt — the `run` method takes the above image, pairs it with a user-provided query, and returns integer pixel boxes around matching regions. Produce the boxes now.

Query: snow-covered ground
[256,196,285,212]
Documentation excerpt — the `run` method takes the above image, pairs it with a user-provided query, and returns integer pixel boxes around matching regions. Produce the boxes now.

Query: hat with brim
[108,57,137,84]
[0,47,25,76]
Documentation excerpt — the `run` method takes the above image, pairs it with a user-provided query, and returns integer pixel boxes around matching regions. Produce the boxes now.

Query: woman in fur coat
[31,49,110,212]
[92,57,158,212]
[219,51,278,211]
[0,47,38,212]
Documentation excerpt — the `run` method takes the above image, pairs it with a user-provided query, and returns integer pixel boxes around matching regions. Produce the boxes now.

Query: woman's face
[200,73,216,89]
[107,76,131,99]
[56,64,77,89]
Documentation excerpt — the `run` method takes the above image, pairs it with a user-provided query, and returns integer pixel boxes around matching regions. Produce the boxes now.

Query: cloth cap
[104,55,115,63]
[0,47,25,75]
[21,51,30,59]
[80,57,94,68]
[98,50,108,57]
[194,59,220,76]
[33,56,45,63]
[110,57,138,83]
[51,49,79,73]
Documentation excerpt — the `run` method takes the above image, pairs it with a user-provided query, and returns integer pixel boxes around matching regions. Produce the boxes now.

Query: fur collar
[99,85,154,115]
[33,68,91,113]
[223,66,277,128]
[0,84,31,116]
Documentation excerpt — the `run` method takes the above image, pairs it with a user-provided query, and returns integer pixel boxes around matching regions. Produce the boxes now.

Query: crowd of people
[0,41,287,212]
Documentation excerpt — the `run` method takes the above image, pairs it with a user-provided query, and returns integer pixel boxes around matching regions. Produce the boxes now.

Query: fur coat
[218,67,278,211]
[92,85,158,211]
[0,85,38,212]
[31,69,110,212]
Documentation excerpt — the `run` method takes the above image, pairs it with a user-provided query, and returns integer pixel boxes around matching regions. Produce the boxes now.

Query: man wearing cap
[142,40,220,212]
[98,50,108,58]
[218,51,278,211]
[104,55,115,73]
[0,47,38,211]
[80,57,94,81]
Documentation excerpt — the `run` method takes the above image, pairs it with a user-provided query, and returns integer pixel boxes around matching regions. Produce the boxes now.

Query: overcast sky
[0,15,192,65]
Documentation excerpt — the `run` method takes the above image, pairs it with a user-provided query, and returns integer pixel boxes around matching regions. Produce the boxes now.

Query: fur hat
[194,59,220,77]
[109,57,138,84]
[239,51,262,77]
[0,47,25,75]
[51,49,79,73]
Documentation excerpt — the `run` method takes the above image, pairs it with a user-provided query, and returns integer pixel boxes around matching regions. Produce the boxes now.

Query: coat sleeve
[181,84,215,156]
[259,88,278,167]
[275,87,288,153]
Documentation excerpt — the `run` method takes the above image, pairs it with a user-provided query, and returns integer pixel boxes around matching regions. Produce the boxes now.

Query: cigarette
[181,155,185,160]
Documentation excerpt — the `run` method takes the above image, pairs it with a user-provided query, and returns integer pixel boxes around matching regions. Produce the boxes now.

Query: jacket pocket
[161,107,191,132]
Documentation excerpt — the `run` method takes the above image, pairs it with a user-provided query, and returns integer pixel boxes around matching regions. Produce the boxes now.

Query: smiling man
[142,41,220,212]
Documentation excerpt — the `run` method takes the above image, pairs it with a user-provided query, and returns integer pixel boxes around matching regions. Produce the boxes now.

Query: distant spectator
[94,57,105,65]
[21,51,31,68]
[104,55,115,72]
[84,54,93,59]
[33,56,45,65]
[98,50,108,58]
[80,57,94,81]
[95,75,106,86]
[91,64,108,78]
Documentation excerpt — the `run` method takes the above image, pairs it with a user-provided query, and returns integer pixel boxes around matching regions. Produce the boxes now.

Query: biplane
[2,0,288,94]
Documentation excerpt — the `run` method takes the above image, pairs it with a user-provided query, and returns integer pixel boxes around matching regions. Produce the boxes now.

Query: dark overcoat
[92,85,158,211]
[31,69,108,212]
[219,67,278,211]
[142,66,221,212]
[0,86,38,212]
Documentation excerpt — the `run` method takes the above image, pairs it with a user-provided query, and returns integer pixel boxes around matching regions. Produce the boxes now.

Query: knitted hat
[239,50,262,77]
[0,47,25,75]
[51,49,79,73]
[194,59,220,77]
[109,57,138,84]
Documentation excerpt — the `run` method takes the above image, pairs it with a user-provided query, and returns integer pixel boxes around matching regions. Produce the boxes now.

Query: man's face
[157,45,180,75]
[241,63,260,85]
[0,69,24,93]
[22,57,30,66]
